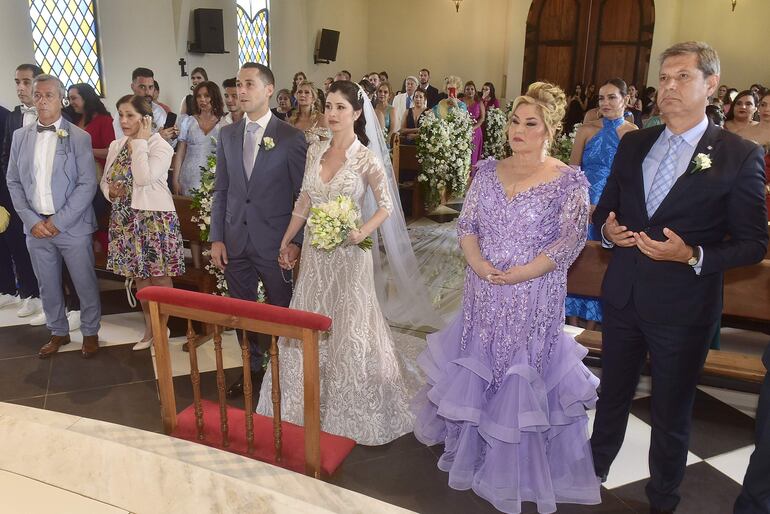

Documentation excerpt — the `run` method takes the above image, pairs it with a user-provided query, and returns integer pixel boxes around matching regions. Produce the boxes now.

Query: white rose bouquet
[481,107,508,160]
[307,195,372,251]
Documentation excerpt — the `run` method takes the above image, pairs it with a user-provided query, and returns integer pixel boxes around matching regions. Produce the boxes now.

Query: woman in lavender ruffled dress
[413,82,601,514]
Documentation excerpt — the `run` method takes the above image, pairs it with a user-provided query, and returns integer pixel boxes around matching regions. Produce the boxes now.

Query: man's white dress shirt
[32,117,62,215]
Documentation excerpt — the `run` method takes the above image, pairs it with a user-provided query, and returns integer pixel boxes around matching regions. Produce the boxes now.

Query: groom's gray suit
[210,112,307,369]
[6,118,101,337]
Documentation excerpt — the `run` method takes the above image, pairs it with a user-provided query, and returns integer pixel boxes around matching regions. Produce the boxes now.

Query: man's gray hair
[33,74,66,99]
[660,41,720,77]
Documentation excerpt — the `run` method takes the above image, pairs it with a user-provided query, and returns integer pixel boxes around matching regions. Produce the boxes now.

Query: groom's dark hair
[242,62,274,86]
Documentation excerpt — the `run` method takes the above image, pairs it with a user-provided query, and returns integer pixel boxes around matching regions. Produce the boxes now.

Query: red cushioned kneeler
[171,400,355,476]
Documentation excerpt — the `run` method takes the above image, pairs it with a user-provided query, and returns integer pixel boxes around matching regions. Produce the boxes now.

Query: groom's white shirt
[32,117,62,215]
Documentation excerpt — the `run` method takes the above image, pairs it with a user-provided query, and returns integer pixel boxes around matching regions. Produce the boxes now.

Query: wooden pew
[567,241,767,385]
[391,135,425,220]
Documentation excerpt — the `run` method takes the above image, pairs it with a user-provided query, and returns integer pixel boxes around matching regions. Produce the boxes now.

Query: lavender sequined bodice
[456,159,589,386]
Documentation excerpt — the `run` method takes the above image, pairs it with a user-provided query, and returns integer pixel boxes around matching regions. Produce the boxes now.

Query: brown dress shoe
[81,334,99,359]
[39,334,71,359]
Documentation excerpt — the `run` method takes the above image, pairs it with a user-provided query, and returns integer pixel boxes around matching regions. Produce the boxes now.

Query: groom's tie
[646,135,685,217]
[243,122,260,180]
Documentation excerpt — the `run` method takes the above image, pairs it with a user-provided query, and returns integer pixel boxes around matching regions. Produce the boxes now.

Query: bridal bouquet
[307,195,372,251]
[481,107,508,160]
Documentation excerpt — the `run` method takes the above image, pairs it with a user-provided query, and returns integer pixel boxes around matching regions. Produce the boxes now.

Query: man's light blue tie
[243,122,260,180]
[646,135,685,217]
[406,96,412,109]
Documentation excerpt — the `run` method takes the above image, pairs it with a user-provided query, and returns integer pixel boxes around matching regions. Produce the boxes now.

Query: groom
[590,42,768,513]
[210,62,307,398]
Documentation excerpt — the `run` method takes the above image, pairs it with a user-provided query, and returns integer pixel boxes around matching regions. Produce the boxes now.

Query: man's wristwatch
[687,246,701,267]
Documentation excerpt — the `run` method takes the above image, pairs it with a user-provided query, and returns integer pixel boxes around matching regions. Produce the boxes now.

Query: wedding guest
[379,71,389,84]
[323,77,333,94]
[644,104,664,128]
[290,71,307,106]
[288,81,328,143]
[221,77,243,125]
[716,84,728,103]
[564,83,587,135]
[66,83,115,173]
[705,104,726,127]
[367,71,381,91]
[432,75,467,119]
[270,88,292,121]
[102,95,184,351]
[626,83,644,127]
[724,90,758,136]
[6,74,102,359]
[750,83,764,97]
[565,78,637,331]
[591,41,767,513]
[178,66,209,119]
[734,343,770,514]
[374,82,396,139]
[152,80,172,113]
[399,88,430,143]
[358,79,376,103]
[414,81,600,513]
[334,70,351,82]
[742,90,770,219]
[722,87,739,115]
[481,82,500,111]
[418,68,441,108]
[585,83,598,110]
[179,67,208,116]
[0,64,43,319]
[172,81,225,196]
[464,81,485,167]
[392,75,418,131]
[112,68,176,143]
[641,86,657,121]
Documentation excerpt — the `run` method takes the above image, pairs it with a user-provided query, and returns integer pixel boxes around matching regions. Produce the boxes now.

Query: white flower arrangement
[416,108,474,208]
[262,136,275,150]
[307,195,372,251]
[481,107,508,160]
[550,123,581,164]
[56,128,69,139]
[690,153,712,174]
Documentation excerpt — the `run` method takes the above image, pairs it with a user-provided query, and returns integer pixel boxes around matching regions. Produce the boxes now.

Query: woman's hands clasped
[471,259,524,286]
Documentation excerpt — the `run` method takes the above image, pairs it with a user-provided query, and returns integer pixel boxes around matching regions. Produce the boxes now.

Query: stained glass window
[28,0,105,95]
[237,0,269,67]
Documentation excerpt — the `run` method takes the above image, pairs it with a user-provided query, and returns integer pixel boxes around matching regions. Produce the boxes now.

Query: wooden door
[523,0,655,93]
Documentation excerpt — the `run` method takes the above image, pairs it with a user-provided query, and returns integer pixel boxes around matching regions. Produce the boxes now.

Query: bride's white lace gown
[255,138,415,445]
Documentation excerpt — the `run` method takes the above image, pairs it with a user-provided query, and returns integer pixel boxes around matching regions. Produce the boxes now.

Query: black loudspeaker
[190,9,225,54]
[315,29,340,64]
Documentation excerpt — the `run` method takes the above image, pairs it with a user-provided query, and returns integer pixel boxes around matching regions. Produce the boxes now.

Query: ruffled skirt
[412,314,601,514]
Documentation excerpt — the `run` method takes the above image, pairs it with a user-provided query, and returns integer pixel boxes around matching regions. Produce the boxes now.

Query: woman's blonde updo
[509,82,568,141]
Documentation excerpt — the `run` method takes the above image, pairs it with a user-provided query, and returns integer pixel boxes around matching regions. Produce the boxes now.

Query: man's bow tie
[20,105,37,115]
[36,125,56,133]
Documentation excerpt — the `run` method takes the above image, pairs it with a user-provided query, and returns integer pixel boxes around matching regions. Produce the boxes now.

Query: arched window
[237,0,270,67]
[27,0,105,95]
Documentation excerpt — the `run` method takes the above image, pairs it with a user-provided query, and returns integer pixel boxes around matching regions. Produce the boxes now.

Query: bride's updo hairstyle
[509,82,567,141]
[328,80,370,146]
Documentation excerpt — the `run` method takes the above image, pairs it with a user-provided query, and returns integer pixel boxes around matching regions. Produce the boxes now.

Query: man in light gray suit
[210,63,308,397]
[6,74,101,359]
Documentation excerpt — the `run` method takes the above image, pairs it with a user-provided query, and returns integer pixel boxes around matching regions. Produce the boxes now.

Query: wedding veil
[358,88,445,331]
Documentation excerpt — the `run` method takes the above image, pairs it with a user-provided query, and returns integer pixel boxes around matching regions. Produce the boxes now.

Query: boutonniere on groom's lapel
[689,151,712,174]
[262,136,275,151]
[56,129,69,139]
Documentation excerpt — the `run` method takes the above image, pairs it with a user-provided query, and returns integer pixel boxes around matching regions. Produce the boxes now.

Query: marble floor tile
[705,444,755,485]
[0,469,128,514]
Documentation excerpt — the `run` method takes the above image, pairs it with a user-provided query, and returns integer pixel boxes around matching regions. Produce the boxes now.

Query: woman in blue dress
[565,79,637,330]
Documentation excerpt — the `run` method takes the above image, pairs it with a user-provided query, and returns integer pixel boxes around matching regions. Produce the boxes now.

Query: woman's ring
[486,274,492,281]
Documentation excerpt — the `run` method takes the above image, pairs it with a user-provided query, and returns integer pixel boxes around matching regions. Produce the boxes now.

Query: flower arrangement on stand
[550,123,581,164]
[481,107,509,160]
[189,142,265,301]
[415,109,474,209]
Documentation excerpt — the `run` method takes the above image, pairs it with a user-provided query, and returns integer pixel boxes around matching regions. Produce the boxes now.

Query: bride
[255,80,428,445]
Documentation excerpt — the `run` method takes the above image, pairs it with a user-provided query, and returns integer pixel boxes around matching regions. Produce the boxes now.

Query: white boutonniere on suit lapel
[262,136,275,151]
[56,128,69,139]
[689,152,712,174]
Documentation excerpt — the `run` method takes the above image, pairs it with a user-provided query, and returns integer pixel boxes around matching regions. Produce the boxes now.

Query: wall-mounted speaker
[315,29,340,64]
[189,9,225,54]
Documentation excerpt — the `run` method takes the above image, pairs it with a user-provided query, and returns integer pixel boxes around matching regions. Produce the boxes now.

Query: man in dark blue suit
[209,62,308,398]
[0,64,43,316]
[590,42,768,514]
[734,343,770,514]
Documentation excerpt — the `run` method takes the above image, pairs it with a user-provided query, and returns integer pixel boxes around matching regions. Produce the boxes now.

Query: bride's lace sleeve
[543,180,590,272]
[363,153,393,214]
[291,143,318,220]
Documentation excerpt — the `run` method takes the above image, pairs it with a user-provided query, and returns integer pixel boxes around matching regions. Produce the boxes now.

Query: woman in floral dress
[101,95,185,350]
